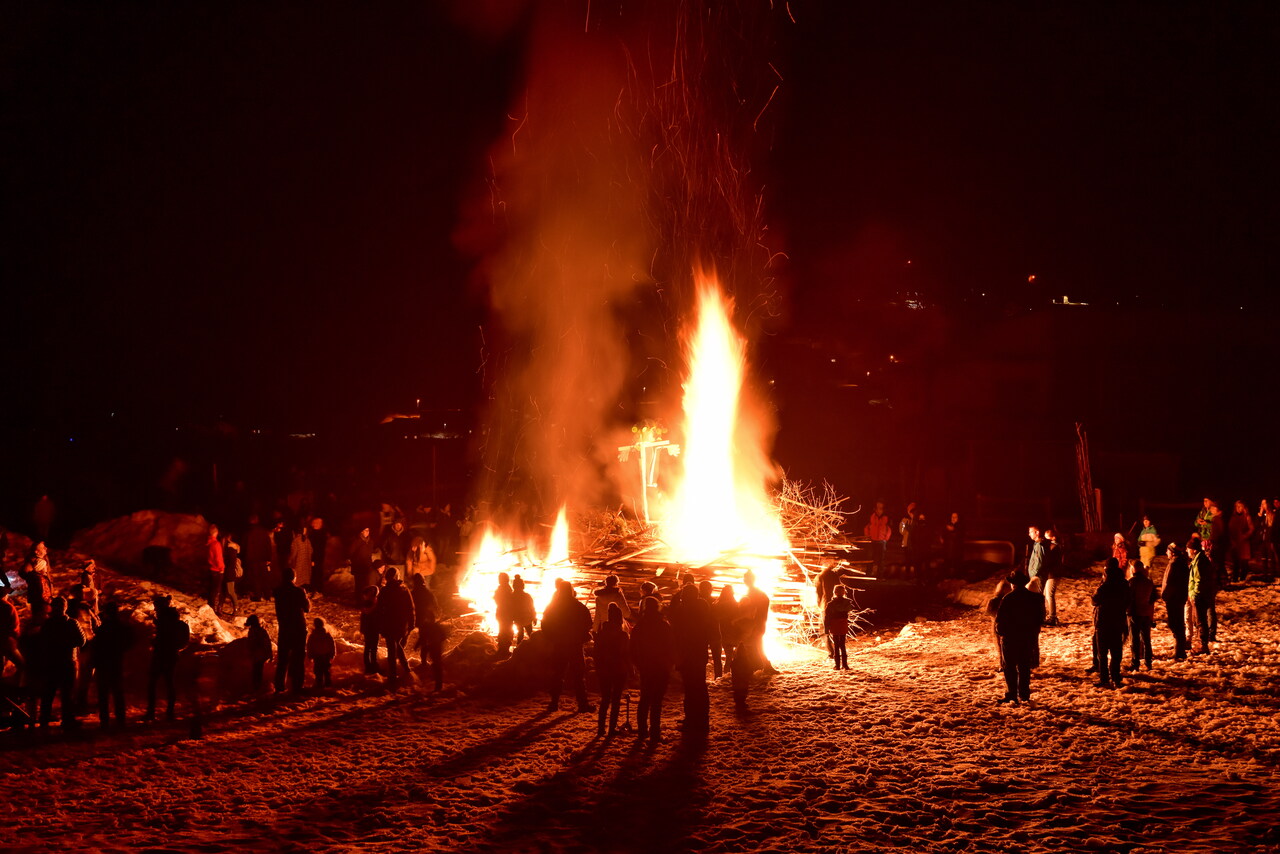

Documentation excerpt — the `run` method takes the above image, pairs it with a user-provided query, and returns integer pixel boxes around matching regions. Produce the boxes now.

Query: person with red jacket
[205,524,225,611]
[864,501,893,576]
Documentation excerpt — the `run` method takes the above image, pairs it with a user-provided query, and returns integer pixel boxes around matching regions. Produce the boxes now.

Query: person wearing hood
[629,596,676,741]
[375,566,415,687]
[1092,559,1131,688]
[541,579,593,713]
[592,602,629,737]
[1127,560,1159,671]
[994,572,1044,704]
[592,575,632,632]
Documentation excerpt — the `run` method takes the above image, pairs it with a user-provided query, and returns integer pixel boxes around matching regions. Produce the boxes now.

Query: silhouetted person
[145,595,189,721]
[288,525,314,591]
[375,566,414,687]
[542,578,593,713]
[219,531,241,617]
[629,596,675,742]
[592,574,632,632]
[735,569,774,697]
[411,574,444,691]
[698,580,724,678]
[1042,528,1063,626]
[994,572,1044,704]
[360,585,380,674]
[37,597,85,728]
[380,520,410,577]
[20,542,54,621]
[93,601,133,729]
[245,614,273,691]
[593,602,629,736]
[1128,560,1158,671]
[714,584,739,671]
[349,526,376,592]
[1092,559,1130,688]
[1160,543,1191,660]
[274,567,311,693]
[511,575,536,645]
[668,583,714,734]
[307,618,336,689]
[824,584,855,670]
[243,515,273,601]
[494,572,515,657]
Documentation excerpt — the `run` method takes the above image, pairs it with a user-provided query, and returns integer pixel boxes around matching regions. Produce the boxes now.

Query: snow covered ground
[3,564,1279,853]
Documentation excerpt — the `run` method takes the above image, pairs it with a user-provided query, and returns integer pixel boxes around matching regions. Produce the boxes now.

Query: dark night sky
[4,1,1277,432]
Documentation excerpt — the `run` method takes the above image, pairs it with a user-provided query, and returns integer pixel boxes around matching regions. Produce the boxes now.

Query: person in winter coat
[714,585,739,671]
[245,614,273,691]
[823,584,856,670]
[349,527,376,592]
[288,526,314,591]
[592,575,632,632]
[697,580,724,678]
[37,597,86,728]
[1227,499,1255,584]
[205,525,226,612]
[864,501,892,575]
[93,601,133,729]
[219,532,241,617]
[411,574,445,692]
[1041,528,1064,626]
[1111,533,1129,569]
[593,602,629,737]
[20,542,54,621]
[994,572,1045,704]
[494,573,516,657]
[629,596,676,741]
[273,568,311,693]
[511,575,536,645]
[668,583,715,734]
[1128,560,1159,671]
[243,515,273,601]
[0,588,24,681]
[1160,543,1191,660]
[380,521,410,577]
[144,595,190,722]
[359,585,380,675]
[1186,539,1217,654]
[985,578,1015,660]
[307,618,336,689]
[541,579,593,713]
[1092,559,1131,687]
[374,566,415,687]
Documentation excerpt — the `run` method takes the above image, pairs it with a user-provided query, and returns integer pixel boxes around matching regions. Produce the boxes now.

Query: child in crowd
[245,614,273,691]
[307,617,336,689]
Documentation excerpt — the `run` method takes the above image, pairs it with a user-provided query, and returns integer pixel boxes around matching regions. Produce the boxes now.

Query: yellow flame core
[458,507,573,632]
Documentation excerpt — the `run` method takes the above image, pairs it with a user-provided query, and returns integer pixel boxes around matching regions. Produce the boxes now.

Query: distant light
[69,438,74,442]
[1027,275,1037,283]
[830,359,836,363]
[906,260,912,265]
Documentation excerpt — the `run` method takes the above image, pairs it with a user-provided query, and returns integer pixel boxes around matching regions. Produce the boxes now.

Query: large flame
[458,506,576,632]
[664,272,788,567]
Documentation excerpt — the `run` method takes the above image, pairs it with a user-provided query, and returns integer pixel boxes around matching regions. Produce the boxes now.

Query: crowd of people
[985,496,1278,705]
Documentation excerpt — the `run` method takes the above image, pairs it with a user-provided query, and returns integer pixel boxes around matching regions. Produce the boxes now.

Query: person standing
[697,580,724,678]
[541,579,593,713]
[219,531,241,617]
[273,568,311,693]
[245,614,273,691]
[668,583,715,735]
[243,515,273,602]
[493,572,516,658]
[1127,561,1158,671]
[288,525,314,592]
[994,572,1044,704]
[0,589,23,681]
[1025,527,1046,584]
[865,501,892,576]
[144,595,189,722]
[1160,543,1191,660]
[411,574,444,692]
[205,524,225,612]
[898,502,917,577]
[1137,516,1161,571]
[37,597,85,728]
[306,618,336,689]
[380,520,410,580]
[359,586,380,675]
[307,518,328,592]
[1258,499,1278,576]
[374,566,414,688]
[823,584,855,670]
[93,601,133,729]
[1194,497,1214,544]
[629,596,675,742]
[1041,528,1063,626]
[592,603,629,737]
[1207,503,1228,592]
[20,542,54,621]
[591,574,632,632]
[1227,499,1255,585]
[1186,540,1216,654]
[349,527,376,592]
[1110,533,1128,569]
[714,584,739,672]
[511,575,536,646]
[1092,559,1130,687]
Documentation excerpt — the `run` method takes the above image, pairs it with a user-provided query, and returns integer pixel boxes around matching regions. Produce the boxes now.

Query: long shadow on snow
[475,729,710,853]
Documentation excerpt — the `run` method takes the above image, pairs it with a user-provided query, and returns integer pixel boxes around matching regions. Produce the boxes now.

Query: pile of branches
[575,507,660,556]
[773,477,851,545]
